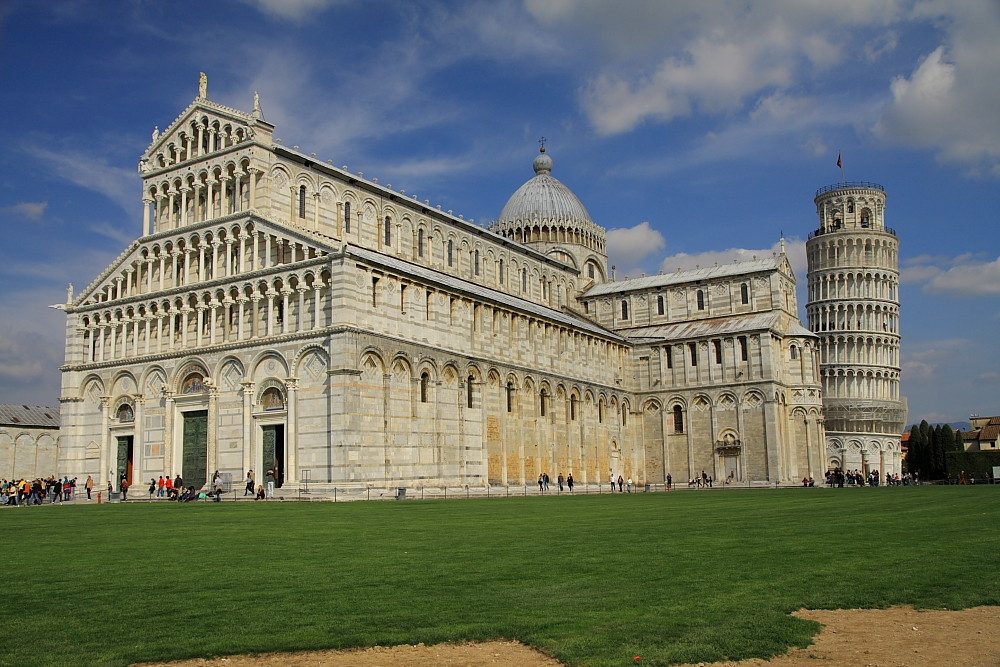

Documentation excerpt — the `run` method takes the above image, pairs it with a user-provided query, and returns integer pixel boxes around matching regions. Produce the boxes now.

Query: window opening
[298,185,306,218]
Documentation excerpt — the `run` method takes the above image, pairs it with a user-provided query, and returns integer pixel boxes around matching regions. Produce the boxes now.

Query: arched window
[741,283,749,305]
[657,294,664,315]
[621,404,628,426]
[298,185,306,218]
[417,229,424,257]
[499,259,506,284]
[598,399,604,423]
[420,372,429,403]
[467,375,474,408]
[540,389,547,417]
[861,209,871,227]
[570,395,577,420]
[344,201,351,233]
[790,344,798,360]
[521,268,528,292]
[673,405,684,433]
[621,300,629,319]
[474,249,480,276]
[505,381,514,413]
[696,289,705,310]
[384,216,391,246]
[588,264,595,279]
[447,240,453,267]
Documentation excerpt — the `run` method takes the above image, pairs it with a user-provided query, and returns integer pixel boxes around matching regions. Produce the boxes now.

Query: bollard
[97,491,102,504]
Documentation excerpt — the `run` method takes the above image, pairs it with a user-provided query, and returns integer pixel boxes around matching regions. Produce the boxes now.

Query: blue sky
[1,0,998,425]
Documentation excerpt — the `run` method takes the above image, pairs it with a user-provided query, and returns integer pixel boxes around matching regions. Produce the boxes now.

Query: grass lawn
[2,486,998,667]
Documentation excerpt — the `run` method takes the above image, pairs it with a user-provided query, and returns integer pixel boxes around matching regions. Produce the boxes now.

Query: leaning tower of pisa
[806,182,907,476]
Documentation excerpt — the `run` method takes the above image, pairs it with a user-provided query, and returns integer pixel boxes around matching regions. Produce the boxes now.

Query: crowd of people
[2,475,87,505]
[825,469,920,487]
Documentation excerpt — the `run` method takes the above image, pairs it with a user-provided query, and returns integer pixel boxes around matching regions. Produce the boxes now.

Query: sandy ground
[137,606,1000,666]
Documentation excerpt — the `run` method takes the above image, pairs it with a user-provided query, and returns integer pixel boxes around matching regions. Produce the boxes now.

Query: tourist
[567,473,574,492]
[214,473,224,502]
[626,477,633,493]
[265,469,275,498]
[244,470,255,496]
[538,474,544,492]
[617,475,624,492]
[121,478,130,501]
[157,476,165,497]
[609,473,616,492]
[666,473,672,490]
[174,474,183,490]
[543,473,550,490]
[149,478,156,499]
[164,475,173,496]
[557,473,565,491]
[255,484,266,501]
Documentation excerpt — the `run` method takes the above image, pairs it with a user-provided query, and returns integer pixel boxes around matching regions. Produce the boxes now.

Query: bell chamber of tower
[805,182,907,475]
[491,147,609,285]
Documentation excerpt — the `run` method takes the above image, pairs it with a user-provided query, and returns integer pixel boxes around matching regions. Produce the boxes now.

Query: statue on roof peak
[199,72,208,99]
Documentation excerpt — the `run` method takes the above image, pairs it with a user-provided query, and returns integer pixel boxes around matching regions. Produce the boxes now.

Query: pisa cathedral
[54,78,899,493]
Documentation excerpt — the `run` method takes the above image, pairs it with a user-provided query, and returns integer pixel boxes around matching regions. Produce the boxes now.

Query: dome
[498,148,593,226]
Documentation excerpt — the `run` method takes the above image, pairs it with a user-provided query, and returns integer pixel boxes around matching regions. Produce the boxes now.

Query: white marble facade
[57,83,828,492]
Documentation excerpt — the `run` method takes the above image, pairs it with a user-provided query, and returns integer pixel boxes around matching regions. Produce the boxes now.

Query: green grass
[2,486,998,666]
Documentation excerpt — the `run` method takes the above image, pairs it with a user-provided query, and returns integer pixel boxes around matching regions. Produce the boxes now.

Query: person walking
[567,473,574,492]
[157,476,165,497]
[213,472,224,502]
[626,477,633,493]
[148,478,156,499]
[610,473,616,492]
[120,478,130,501]
[617,475,624,493]
[538,474,544,492]
[557,473,565,492]
[666,473,672,490]
[244,470,255,496]
[265,469,276,499]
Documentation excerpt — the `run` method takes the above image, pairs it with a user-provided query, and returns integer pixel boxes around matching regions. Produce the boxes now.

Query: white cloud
[904,253,1000,296]
[901,338,966,380]
[656,238,807,280]
[2,202,48,221]
[528,1,906,135]
[24,145,139,215]
[240,0,345,22]
[874,0,1000,176]
[606,221,666,269]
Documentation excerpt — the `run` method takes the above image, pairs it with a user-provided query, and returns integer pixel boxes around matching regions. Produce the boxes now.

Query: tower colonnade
[806,182,906,476]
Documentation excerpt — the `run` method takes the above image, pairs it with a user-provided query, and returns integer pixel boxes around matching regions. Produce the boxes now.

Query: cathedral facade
[56,82,827,492]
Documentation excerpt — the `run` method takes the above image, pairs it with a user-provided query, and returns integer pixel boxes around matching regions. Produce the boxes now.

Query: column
[286,378,298,484]
[133,396,145,483]
[180,187,190,227]
[313,282,322,329]
[196,123,205,157]
[237,297,247,340]
[265,291,274,337]
[248,168,259,209]
[167,193,176,229]
[281,289,291,334]
[207,384,219,481]
[144,316,151,355]
[163,390,175,477]
[181,307,190,348]
[99,397,111,487]
[225,240,234,277]
[195,305,205,347]
[209,301,218,345]
[241,381,255,477]
[142,198,153,236]
[296,288,307,332]
[198,245,206,282]
[206,179,216,219]
[263,234,271,269]
[221,176,231,215]
[183,249,193,285]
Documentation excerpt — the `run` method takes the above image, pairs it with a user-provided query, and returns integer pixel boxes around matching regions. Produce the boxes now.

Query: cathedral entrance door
[262,424,285,488]
[723,455,738,482]
[182,410,208,489]
[116,436,134,486]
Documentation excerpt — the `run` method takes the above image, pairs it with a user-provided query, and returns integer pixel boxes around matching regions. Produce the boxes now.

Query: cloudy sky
[1,0,997,425]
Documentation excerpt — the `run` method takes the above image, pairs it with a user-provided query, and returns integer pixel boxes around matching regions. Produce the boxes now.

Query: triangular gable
[70,214,334,310]
[142,97,274,165]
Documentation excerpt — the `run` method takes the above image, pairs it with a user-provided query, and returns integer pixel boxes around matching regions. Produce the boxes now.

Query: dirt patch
[137,606,1000,667]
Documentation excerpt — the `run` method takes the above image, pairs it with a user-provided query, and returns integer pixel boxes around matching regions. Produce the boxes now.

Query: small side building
[962,416,1000,452]
[0,404,61,480]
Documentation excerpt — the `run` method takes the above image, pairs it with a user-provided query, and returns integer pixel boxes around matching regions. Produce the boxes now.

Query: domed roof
[498,148,593,226]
